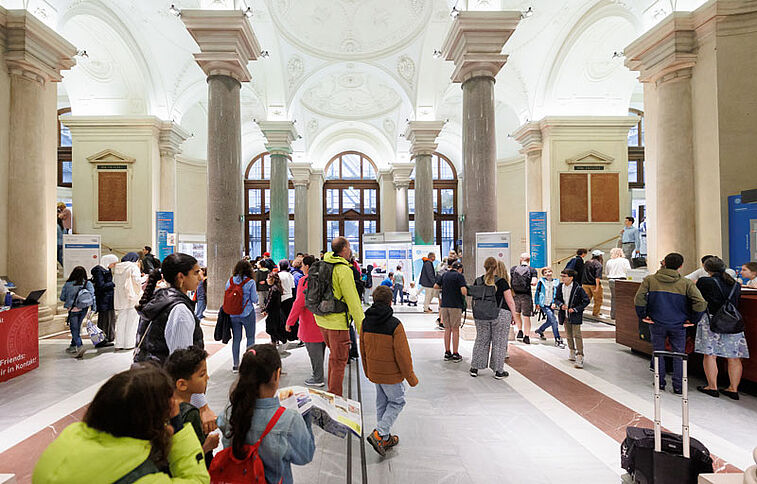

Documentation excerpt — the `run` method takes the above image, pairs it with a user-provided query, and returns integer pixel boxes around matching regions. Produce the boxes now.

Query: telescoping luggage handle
[653,350,689,459]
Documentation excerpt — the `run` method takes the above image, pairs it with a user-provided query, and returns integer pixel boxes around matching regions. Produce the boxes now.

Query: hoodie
[312,252,365,332]
[114,261,143,310]
[359,303,418,386]
[634,268,707,326]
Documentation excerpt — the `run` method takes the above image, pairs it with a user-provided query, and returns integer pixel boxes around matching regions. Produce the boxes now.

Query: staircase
[583,278,614,326]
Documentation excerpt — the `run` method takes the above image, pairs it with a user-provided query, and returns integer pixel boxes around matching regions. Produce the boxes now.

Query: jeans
[195,298,206,320]
[375,382,406,437]
[537,306,560,339]
[650,323,686,390]
[68,309,88,348]
[231,313,256,367]
[304,342,326,383]
[320,328,351,396]
[393,283,404,304]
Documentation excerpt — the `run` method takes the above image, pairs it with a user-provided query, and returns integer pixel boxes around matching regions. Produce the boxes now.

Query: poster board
[728,195,757,274]
[63,234,101,277]
[529,211,548,269]
[411,244,441,283]
[156,211,175,261]
[475,232,511,278]
[362,233,412,280]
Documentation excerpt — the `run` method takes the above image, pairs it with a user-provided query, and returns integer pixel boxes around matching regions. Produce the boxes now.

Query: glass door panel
[344,220,360,257]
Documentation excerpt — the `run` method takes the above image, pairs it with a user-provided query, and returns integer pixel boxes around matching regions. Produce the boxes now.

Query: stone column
[5,10,76,320]
[392,163,415,233]
[183,10,261,316]
[404,122,443,245]
[289,162,312,255]
[442,11,520,274]
[513,122,543,213]
[626,21,698,272]
[259,121,298,262]
[158,122,190,213]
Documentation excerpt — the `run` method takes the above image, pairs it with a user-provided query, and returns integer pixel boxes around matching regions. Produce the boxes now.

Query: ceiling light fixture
[75,49,88,58]
[260,50,270,58]
[243,7,253,18]
[521,7,534,19]
[168,4,181,17]
[432,49,443,59]
[612,50,625,59]
[450,6,460,18]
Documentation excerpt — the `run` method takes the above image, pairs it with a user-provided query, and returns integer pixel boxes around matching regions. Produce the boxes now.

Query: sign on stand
[63,234,101,277]
[529,211,548,269]
[474,232,511,278]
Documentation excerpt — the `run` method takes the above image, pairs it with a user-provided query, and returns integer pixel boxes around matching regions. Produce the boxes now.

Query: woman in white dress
[113,252,144,349]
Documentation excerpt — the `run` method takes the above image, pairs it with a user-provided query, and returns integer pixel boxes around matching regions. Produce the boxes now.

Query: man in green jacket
[316,236,365,396]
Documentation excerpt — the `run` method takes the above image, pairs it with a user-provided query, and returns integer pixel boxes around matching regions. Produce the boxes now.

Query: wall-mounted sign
[573,165,605,171]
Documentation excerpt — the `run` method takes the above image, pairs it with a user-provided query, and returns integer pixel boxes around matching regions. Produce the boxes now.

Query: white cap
[592,249,604,257]
[520,252,530,259]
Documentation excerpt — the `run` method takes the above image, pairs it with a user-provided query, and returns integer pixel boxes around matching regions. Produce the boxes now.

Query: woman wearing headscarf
[91,254,119,346]
[113,252,144,350]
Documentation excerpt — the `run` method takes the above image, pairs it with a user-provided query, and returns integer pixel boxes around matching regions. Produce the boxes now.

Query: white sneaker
[574,355,584,369]
[568,350,576,362]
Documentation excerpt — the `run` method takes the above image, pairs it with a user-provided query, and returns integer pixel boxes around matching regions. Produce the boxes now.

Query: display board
[0,305,39,382]
[411,244,441,283]
[156,211,175,261]
[63,234,101,277]
[475,232,511,278]
[362,233,412,279]
[529,212,548,270]
[728,194,757,273]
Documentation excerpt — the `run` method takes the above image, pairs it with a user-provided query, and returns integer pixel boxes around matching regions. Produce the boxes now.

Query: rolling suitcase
[620,351,713,483]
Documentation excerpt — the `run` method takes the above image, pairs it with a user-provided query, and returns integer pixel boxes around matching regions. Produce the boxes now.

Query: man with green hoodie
[316,236,365,396]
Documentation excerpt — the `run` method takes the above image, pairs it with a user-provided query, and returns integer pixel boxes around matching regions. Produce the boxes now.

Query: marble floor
[1,309,755,483]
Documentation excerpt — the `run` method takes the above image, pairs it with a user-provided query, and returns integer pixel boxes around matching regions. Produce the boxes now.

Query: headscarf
[100,254,119,269]
[122,252,139,263]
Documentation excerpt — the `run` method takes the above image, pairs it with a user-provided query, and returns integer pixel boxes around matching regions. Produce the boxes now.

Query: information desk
[0,305,39,383]
[615,280,757,383]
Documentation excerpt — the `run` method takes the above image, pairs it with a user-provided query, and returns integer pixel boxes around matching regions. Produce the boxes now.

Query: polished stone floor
[1,309,755,483]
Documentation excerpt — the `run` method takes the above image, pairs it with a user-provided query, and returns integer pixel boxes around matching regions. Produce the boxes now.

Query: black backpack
[708,279,744,334]
[304,260,348,316]
[511,265,532,293]
[469,276,502,320]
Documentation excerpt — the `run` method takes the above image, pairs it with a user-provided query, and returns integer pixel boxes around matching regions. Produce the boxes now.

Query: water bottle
[4,292,11,307]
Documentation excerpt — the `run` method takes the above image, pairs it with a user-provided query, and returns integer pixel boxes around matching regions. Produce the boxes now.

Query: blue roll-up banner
[156,211,175,261]
[728,195,757,273]
[529,211,548,269]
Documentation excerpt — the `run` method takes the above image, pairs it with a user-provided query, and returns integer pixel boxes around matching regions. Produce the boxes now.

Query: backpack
[469,276,502,320]
[209,407,286,484]
[510,265,533,293]
[223,277,251,316]
[708,279,744,334]
[73,285,94,310]
[304,260,348,316]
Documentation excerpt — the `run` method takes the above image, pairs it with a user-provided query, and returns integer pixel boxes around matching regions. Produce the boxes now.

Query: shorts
[440,307,463,329]
[513,293,534,317]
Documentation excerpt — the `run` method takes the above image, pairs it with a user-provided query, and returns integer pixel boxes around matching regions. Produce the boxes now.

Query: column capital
[258,120,299,155]
[391,163,415,188]
[159,121,191,157]
[512,122,543,155]
[624,13,697,85]
[4,9,76,84]
[441,11,520,84]
[181,9,261,83]
[289,162,312,187]
[404,121,444,156]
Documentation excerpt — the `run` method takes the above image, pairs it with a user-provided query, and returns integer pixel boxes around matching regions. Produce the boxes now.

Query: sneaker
[672,388,683,396]
[555,339,566,348]
[65,346,77,354]
[535,330,546,341]
[574,355,584,369]
[451,353,463,363]
[469,368,478,377]
[424,309,434,313]
[494,371,509,379]
[523,335,530,345]
[516,330,524,340]
[232,366,239,373]
[444,351,453,361]
[305,378,325,387]
[383,434,399,450]
[437,323,445,331]
[568,350,576,361]
[367,430,387,457]
[74,346,86,359]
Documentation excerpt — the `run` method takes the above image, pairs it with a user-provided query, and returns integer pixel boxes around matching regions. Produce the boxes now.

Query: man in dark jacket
[634,252,707,393]
[565,248,587,284]
[553,269,590,368]
[91,254,118,346]
[141,246,161,274]
[419,253,437,313]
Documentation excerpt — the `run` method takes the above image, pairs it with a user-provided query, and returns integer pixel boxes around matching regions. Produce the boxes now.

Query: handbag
[86,312,106,345]
[708,279,744,334]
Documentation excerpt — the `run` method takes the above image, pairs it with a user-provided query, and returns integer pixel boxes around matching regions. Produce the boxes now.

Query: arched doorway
[244,152,294,257]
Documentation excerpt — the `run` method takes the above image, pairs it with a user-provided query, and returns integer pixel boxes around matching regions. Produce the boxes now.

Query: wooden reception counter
[614,280,757,383]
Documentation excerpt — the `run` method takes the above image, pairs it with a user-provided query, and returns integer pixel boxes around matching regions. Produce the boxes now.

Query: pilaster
[158,121,190,213]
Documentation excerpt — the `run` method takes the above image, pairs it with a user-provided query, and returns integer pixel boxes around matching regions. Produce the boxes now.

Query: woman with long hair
[469,257,517,379]
[113,252,144,350]
[227,259,259,372]
[60,265,96,358]
[263,273,286,346]
[34,365,209,482]
[695,256,750,399]
[218,344,314,484]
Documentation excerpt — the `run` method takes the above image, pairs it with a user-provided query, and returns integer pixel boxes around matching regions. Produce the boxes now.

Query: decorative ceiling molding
[565,149,615,165]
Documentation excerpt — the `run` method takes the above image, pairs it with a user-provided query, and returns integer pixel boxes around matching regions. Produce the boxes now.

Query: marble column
[404,122,443,245]
[183,10,261,316]
[442,11,520,275]
[289,162,312,255]
[259,121,298,262]
[158,122,190,212]
[5,10,76,320]
[392,163,414,233]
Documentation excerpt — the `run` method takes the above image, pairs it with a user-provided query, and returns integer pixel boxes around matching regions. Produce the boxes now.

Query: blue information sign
[365,250,387,259]
[388,250,407,259]
[156,211,174,261]
[728,195,757,273]
[529,211,548,269]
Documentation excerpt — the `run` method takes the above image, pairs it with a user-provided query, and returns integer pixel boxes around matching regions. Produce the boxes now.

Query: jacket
[32,422,209,484]
[114,261,143,310]
[142,253,161,274]
[696,274,741,315]
[214,307,232,344]
[91,265,115,312]
[313,252,365,332]
[419,259,436,288]
[634,268,707,327]
[359,303,418,386]
[255,268,270,292]
[565,256,585,283]
[553,283,590,325]
[225,275,258,318]
[285,275,323,343]
[534,278,558,307]
[291,267,304,290]
[60,281,95,310]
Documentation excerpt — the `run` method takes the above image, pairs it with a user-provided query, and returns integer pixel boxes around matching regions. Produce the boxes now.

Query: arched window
[628,108,645,189]
[407,152,459,254]
[58,108,72,187]
[244,152,295,257]
[323,151,380,257]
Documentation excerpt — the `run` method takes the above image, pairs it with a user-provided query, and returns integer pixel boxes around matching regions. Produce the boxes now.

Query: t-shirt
[394,272,405,285]
[440,270,467,309]
[582,260,603,286]
[605,257,631,279]
[494,278,511,309]
[180,402,212,467]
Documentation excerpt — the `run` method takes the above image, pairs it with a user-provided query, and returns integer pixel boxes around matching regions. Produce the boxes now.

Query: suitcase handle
[653,352,689,458]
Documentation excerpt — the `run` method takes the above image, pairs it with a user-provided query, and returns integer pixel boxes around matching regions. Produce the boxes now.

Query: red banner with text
[0,305,39,383]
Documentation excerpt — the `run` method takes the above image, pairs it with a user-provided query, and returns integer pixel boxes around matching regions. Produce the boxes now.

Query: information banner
[156,211,175,261]
[63,234,101,277]
[475,232,511,278]
[411,245,441,283]
[728,195,757,274]
[529,211,548,269]
[0,305,39,383]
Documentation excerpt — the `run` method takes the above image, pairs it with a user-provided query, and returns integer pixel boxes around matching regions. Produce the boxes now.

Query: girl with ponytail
[218,344,315,484]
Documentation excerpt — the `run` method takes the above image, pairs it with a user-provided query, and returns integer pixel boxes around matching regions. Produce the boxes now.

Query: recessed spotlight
[450,6,460,18]
[168,4,181,17]
[612,51,625,59]
[243,7,253,18]
[521,7,534,19]
[260,50,270,58]
[432,49,443,59]
[75,49,88,58]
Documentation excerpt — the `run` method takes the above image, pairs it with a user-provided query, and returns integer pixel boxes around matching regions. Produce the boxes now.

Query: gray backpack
[469,276,502,320]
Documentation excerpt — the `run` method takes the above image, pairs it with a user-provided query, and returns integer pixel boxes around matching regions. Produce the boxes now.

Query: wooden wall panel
[590,173,619,222]
[98,172,127,222]
[559,173,588,222]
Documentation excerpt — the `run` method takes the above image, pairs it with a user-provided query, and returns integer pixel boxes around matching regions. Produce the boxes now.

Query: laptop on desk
[11,289,46,307]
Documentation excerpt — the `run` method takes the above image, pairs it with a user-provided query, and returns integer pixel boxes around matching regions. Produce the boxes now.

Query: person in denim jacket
[534,267,564,348]
[60,265,96,358]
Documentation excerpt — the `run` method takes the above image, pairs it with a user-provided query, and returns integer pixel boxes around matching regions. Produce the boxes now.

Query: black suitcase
[620,351,714,483]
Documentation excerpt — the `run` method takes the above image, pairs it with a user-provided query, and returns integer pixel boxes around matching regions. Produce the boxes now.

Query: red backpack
[223,277,251,315]
[209,407,285,484]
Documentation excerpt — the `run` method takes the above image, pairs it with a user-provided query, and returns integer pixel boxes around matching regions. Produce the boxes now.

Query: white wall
[175,155,207,236]
[497,157,526,268]
[0,23,9,276]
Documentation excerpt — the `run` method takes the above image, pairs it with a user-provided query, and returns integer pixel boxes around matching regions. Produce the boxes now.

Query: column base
[202,308,219,323]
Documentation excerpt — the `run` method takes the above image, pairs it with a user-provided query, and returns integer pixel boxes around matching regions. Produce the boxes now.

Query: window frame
[407,152,459,250]
[628,108,645,189]
[244,152,294,256]
[57,107,72,187]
